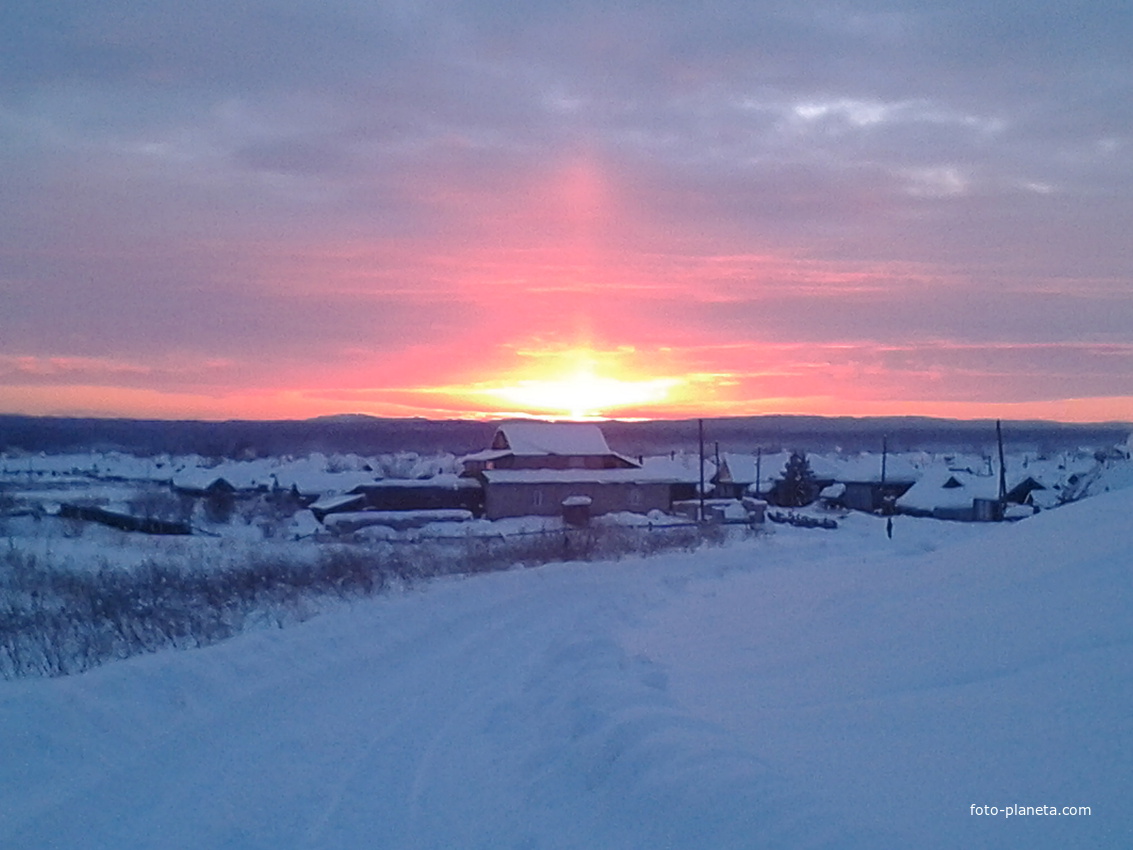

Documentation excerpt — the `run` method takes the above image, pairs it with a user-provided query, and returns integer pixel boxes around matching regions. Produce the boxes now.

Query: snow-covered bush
[0,521,733,679]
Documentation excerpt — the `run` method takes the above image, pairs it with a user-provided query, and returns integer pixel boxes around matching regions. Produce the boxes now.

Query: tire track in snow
[2,556,881,849]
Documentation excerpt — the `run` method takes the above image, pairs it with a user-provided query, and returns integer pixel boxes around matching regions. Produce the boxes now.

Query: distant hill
[600,415,1133,457]
[0,413,1127,459]
[0,414,495,458]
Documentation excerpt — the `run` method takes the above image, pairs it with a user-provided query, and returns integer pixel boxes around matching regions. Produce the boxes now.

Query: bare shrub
[0,520,738,680]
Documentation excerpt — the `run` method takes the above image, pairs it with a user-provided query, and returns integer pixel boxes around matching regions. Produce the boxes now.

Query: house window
[628,488,643,507]
[532,489,544,508]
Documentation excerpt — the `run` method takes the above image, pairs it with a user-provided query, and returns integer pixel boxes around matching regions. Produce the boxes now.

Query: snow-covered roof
[717,453,758,483]
[349,474,479,491]
[897,470,1000,512]
[640,454,714,484]
[717,451,789,487]
[307,493,367,512]
[481,468,682,485]
[820,482,846,500]
[832,453,919,484]
[171,456,380,495]
[459,448,514,464]
[492,422,614,457]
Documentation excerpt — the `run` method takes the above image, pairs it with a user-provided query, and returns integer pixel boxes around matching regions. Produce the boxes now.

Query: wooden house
[478,468,675,520]
[895,469,1041,521]
[462,422,679,520]
[460,422,639,474]
[831,454,918,513]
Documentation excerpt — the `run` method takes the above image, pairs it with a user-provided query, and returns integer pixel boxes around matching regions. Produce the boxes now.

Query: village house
[827,454,919,513]
[711,452,769,499]
[461,422,681,521]
[460,422,640,474]
[712,451,841,502]
[895,469,1043,521]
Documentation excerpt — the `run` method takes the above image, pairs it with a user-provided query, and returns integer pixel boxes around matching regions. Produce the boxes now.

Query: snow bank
[2,489,1130,848]
[626,490,1133,849]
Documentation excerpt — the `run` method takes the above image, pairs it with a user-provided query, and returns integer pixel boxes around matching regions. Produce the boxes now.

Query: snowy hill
[2,491,1131,848]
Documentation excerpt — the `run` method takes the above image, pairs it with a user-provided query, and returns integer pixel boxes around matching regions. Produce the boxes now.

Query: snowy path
[2,551,869,849]
[3,492,1131,848]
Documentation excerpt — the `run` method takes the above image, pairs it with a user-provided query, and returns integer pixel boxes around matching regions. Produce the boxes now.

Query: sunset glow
[1,3,1131,425]
[478,371,681,421]
[437,348,684,420]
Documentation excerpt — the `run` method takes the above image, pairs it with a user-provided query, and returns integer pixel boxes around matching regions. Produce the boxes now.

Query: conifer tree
[772,450,819,507]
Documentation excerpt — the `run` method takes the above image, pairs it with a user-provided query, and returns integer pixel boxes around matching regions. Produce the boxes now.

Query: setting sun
[486,371,680,420]
[443,348,684,420]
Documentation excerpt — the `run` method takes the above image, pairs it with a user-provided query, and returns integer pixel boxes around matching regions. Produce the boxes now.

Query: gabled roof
[717,451,790,487]
[897,469,1000,512]
[491,422,614,456]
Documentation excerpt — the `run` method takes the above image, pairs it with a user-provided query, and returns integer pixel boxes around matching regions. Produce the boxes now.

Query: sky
[2,1,1131,423]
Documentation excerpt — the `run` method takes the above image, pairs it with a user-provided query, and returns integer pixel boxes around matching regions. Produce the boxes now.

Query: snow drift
[2,489,1131,848]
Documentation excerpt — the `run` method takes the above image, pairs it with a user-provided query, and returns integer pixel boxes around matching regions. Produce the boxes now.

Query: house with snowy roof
[460,422,639,475]
[711,452,770,499]
[712,451,824,499]
[895,470,1000,521]
[829,453,919,513]
[461,422,679,521]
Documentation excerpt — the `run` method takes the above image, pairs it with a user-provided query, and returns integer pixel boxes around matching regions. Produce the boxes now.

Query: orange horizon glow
[4,153,1132,428]
[4,375,1133,426]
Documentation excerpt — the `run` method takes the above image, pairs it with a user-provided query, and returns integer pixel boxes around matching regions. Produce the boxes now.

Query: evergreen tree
[772,451,819,507]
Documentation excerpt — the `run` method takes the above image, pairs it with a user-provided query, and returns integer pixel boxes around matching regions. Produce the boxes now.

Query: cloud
[0,0,1130,420]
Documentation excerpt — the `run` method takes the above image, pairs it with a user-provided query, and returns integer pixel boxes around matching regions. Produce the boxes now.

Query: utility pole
[755,447,762,499]
[698,418,706,522]
[714,441,721,496]
[996,419,1008,506]
[881,435,888,485]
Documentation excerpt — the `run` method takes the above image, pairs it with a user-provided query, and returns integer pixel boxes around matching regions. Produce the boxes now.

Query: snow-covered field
[2,482,1130,848]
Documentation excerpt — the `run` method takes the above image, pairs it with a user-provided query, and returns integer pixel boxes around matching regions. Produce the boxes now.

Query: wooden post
[997,419,1008,506]
[698,418,706,522]
[880,435,889,515]
[714,441,721,497]
[755,447,762,499]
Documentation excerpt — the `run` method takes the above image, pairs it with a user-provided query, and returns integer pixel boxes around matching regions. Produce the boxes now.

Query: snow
[897,468,1001,512]
[3,481,1131,847]
[3,441,1133,847]
[638,453,711,483]
[481,467,682,484]
[493,421,616,456]
[722,450,919,487]
[323,509,475,532]
[170,456,380,495]
[352,474,479,490]
[307,493,367,513]
[624,494,1133,848]
[719,450,789,490]
[830,452,919,483]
